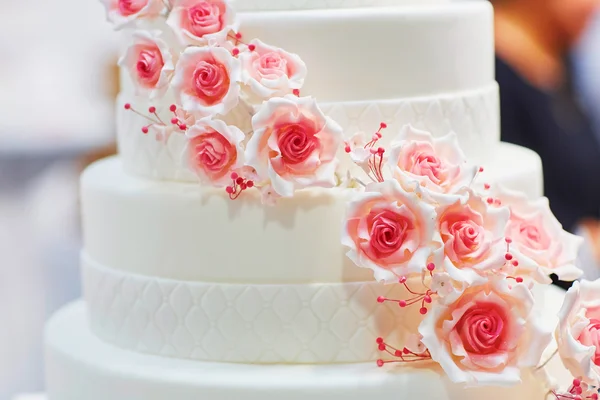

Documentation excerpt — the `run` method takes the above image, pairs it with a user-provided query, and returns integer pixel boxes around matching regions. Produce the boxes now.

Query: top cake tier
[234,0,448,11]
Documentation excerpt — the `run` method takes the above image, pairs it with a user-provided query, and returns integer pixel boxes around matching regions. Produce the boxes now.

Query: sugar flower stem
[536,348,559,371]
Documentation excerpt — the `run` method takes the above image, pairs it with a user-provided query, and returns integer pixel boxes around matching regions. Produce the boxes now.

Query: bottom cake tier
[45,299,568,400]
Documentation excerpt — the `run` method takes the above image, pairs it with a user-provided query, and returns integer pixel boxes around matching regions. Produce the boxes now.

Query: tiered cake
[43,1,580,399]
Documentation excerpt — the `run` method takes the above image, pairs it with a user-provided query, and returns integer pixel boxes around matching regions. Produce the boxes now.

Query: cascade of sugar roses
[102,0,600,396]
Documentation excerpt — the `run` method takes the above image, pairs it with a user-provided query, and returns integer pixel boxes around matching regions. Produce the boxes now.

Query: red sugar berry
[424,295,432,304]
[479,166,484,173]
[487,197,494,205]
[403,347,410,355]
[378,343,386,351]
[377,296,385,303]
[248,44,256,51]
[345,145,351,153]
[419,307,428,315]
[377,147,385,154]
[230,172,239,180]
[246,180,254,188]
[484,183,491,190]
[235,32,242,39]
[398,276,407,284]
[293,89,300,96]
[179,124,187,131]
[376,359,384,367]
[573,378,581,387]
[236,177,244,185]
[225,186,234,194]
[591,393,598,400]
[170,104,177,112]
[398,300,407,308]
[124,103,131,110]
[505,237,513,244]
[427,262,435,272]
[141,126,149,134]
[574,386,583,395]
[394,350,402,357]
[516,277,523,283]
[232,48,240,56]
[241,183,247,191]
[380,122,387,129]
[376,337,384,344]
[171,118,178,124]
[505,253,513,261]
[148,106,156,113]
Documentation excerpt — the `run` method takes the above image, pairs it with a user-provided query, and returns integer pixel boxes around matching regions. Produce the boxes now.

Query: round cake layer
[82,257,410,364]
[117,84,499,182]
[81,152,542,284]
[237,2,493,102]
[45,301,564,400]
[235,0,448,11]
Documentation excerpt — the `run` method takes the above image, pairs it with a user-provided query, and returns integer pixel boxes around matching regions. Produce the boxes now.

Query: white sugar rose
[185,118,245,187]
[556,280,600,386]
[172,46,241,117]
[420,278,552,386]
[100,0,164,29]
[245,95,342,197]
[239,39,307,101]
[342,180,440,283]
[491,185,583,283]
[433,188,510,285]
[167,0,236,46]
[388,125,478,197]
[119,31,174,99]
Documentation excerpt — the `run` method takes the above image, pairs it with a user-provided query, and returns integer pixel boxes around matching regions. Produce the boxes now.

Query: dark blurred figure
[493,0,600,238]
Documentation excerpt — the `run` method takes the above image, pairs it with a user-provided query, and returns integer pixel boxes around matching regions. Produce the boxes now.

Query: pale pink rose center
[516,220,550,251]
[409,151,445,185]
[368,209,412,258]
[192,59,230,105]
[456,302,507,355]
[190,131,235,176]
[186,2,224,37]
[118,0,147,15]
[577,319,600,366]
[276,122,319,165]
[440,209,487,265]
[254,52,288,79]
[136,46,164,86]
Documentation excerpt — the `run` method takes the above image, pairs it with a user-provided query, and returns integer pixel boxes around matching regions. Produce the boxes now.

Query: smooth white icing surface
[45,296,567,400]
[117,84,500,182]
[236,3,494,102]
[234,0,447,11]
[81,154,541,284]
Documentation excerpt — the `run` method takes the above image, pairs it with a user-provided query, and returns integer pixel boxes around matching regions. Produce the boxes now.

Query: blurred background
[0,0,598,399]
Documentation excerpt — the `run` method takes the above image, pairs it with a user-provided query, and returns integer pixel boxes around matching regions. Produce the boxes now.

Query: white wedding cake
[43,1,595,400]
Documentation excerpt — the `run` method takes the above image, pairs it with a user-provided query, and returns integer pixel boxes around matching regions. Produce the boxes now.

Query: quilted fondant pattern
[236,0,397,11]
[82,255,422,364]
[117,84,499,182]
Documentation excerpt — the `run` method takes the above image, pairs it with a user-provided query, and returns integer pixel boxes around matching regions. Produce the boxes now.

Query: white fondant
[81,155,542,284]
[45,297,568,400]
[83,256,410,363]
[235,0,448,12]
[236,3,494,102]
[117,84,500,182]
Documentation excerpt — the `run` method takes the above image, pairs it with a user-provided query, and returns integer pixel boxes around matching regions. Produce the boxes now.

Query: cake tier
[235,0,448,12]
[45,300,565,400]
[118,85,500,182]
[82,152,542,284]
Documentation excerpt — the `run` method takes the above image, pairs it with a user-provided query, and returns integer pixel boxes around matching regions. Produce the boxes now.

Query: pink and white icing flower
[387,125,477,197]
[433,189,510,285]
[239,39,307,101]
[491,185,583,283]
[185,118,245,186]
[420,278,552,386]
[119,31,174,99]
[245,95,342,197]
[166,0,236,46]
[100,0,164,29]
[171,46,241,117]
[556,279,600,386]
[342,180,440,283]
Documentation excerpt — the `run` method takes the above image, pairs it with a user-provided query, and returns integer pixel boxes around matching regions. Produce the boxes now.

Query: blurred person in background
[492,0,600,282]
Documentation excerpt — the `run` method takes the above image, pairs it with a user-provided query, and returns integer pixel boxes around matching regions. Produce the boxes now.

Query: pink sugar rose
[119,31,174,99]
[492,185,583,283]
[388,125,478,198]
[420,278,552,385]
[185,118,245,186]
[245,95,342,197]
[556,280,600,386]
[167,0,236,46]
[172,46,241,117]
[239,39,307,101]
[100,0,164,29]
[342,180,440,283]
[433,189,510,285]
